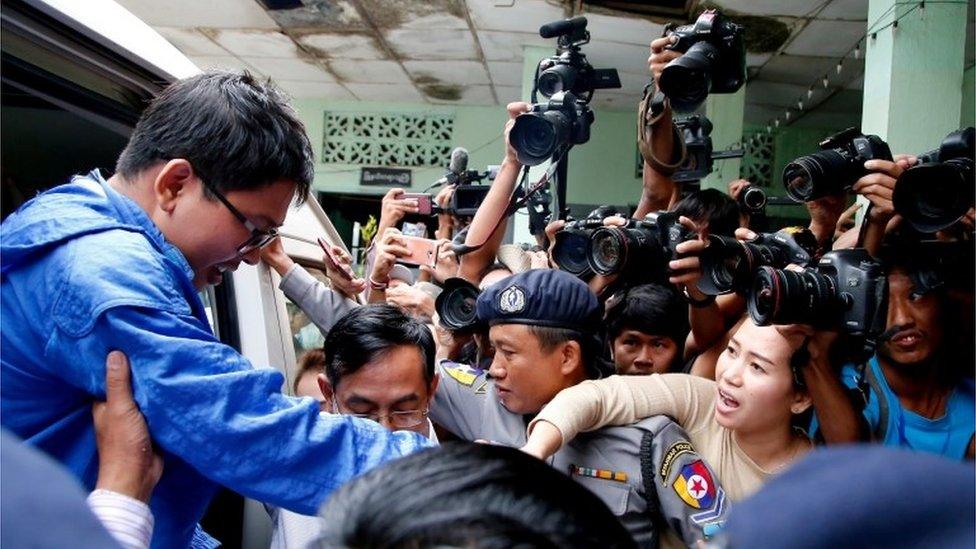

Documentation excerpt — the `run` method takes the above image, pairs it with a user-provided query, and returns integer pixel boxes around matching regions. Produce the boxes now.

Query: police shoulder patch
[441,361,484,387]
[498,285,526,313]
[672,460,717,509]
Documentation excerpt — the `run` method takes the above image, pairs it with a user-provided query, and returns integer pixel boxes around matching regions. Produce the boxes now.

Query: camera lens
[658,42,718,112]
[551,230,592,276]
[698,236,755,295]
[748,266,836,326]
[436,278,482,332]
[740,187,767,212]
[782,149,848,202]
[588,227,629,276]
[510,111,571,166]
[893,159,975,232]
[538,64,577,98]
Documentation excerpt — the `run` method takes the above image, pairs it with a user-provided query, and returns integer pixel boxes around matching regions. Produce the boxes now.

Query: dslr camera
[510,91,594,167]
[587,211,694,282]
[697,227,817,295]
[549,206,621,277]
[893,126,975,232]
[747,248,888,339]
[660,9,746,112]
[783,127,893,202]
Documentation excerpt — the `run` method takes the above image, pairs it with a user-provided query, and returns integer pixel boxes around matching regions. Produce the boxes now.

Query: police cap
[476,269,599,330]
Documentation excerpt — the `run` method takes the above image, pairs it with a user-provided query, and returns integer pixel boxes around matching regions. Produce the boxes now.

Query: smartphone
[317,237,354,281]
[400,192,436,216]
[398,235,441,268]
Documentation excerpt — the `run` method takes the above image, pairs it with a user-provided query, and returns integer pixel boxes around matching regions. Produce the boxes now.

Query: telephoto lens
[747,266,836,326]
[782,128,892,202]
[747,249,888,338]
[435,278,482,332]
[510,109,571,166]
[893,127,975,233]
[588,226,650,276]
[698,228,816,295]
[538,64,577,97]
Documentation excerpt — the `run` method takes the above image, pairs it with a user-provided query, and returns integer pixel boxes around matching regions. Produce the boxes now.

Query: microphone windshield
[449,147,469,174]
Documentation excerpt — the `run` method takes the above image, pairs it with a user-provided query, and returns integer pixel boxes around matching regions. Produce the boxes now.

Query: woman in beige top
[522,317,818,502]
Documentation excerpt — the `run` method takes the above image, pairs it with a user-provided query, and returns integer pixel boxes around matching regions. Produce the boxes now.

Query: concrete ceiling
[117,0,973,130]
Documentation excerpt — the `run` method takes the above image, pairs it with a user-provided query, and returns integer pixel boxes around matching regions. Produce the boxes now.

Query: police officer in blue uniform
[430,269,729,547]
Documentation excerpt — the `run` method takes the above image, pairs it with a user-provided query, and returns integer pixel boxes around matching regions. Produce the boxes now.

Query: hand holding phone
[397,235,442,268]
[400,192,440,216]
[317,237,355,281]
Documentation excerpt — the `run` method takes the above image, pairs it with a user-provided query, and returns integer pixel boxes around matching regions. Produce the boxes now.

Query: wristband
[368,276,389,290]
[682,286,716,308]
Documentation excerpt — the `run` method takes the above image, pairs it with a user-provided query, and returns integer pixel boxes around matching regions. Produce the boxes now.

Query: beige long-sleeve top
[528,373,780,502]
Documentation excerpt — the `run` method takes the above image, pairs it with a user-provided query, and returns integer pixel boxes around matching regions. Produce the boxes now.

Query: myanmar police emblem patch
[498,285,526,313]
[673,460,716,509]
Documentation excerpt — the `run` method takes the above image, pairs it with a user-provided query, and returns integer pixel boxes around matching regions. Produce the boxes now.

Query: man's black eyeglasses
[205,184,278,256]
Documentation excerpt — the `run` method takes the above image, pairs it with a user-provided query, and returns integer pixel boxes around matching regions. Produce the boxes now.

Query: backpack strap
[859,360,890,442]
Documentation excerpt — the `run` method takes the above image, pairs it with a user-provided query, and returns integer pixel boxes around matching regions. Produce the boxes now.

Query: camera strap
[637,86,686,175]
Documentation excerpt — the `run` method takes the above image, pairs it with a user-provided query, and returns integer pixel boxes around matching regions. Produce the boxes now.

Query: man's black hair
[316,442,637,549]
[323,304,435,387]
[116,71,314,203]
[605,283,689,345]
[673,188,739,237]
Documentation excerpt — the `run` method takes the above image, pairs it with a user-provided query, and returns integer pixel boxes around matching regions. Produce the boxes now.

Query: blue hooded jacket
[0,171,431,548]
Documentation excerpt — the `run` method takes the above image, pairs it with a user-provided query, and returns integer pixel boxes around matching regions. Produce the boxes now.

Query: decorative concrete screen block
[322,111,455,167]
[740,131,774,187]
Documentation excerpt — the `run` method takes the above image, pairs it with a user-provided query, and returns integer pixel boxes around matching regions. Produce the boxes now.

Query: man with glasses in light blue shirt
[0,71,431,548]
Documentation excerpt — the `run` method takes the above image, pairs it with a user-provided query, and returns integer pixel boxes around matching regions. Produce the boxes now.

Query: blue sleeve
[48,305,433,515]
[840,365,880,431]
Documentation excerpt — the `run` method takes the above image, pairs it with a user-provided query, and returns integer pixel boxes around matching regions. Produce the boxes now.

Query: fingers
[674,238,706,255]
[384,244,411,258]
[677,215,701,235]
[602,215,628,227]
[506,101,532,119]
[384,188,405,201]
[105,351,134,407]
[734,227,758,241]
[544,219,566,241]
[863,159,905,179]
[649,35,677,54]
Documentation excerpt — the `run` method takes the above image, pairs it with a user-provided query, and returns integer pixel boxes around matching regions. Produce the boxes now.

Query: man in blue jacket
[0,71,431,548]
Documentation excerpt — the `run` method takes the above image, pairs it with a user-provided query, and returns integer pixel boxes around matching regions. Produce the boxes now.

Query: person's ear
[790,390,813,415]
[317,374,336,408]
[558,341,582,377]
[153,159,196,214]
[428,372,440,399]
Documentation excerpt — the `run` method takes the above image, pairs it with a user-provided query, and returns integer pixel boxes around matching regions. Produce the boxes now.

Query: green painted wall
[293,98,643,209]
[962,65,975,128]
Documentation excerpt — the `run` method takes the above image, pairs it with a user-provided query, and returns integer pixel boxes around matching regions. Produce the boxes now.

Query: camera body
[893,126,975,232]
[748,248,888,338]
[510,91,594,166]
[783,127,893,202]
[587,211,693,282]
[698,227,817,295]
[673,115,714,183]
[660,9,746,112]
[447,166,499,217]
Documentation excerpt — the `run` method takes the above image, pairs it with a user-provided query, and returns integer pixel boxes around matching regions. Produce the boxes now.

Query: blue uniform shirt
[838,356,975,459]
[0,171,431,548]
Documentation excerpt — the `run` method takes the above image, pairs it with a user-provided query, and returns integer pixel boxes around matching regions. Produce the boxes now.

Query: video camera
[697,227,817,295]
[783,127,893,202]
[424,147,500,217]
[660,9,746,112]
[672,115,744,184]
[509,17,620,167]
[893,126,974,232]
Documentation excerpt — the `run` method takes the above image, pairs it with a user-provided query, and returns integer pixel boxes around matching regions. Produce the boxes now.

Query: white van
[2,1,345,546]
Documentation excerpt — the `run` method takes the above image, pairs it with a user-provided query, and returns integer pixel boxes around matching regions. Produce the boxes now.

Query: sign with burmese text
[360,167,412,187]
